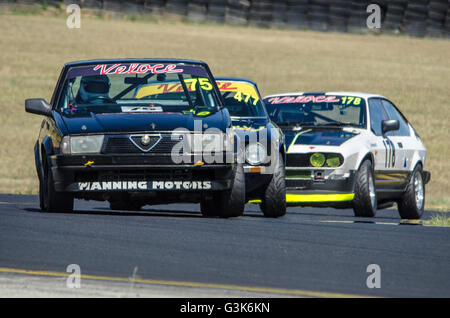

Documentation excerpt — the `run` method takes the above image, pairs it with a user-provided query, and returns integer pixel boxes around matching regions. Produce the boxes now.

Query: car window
[263,94,367,128]
[216,81,266,117]
[381,99,410,137]
[58,63,220,116]
[368,98,389,136]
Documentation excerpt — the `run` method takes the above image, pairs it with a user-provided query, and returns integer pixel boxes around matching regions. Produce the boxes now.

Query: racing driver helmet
[77,75,111,104]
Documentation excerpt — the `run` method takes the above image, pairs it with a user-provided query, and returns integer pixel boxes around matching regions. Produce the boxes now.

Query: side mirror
[382,119,399,135]
[25,98,53,117]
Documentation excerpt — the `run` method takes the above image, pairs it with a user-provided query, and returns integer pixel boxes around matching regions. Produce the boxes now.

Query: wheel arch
[40,137,53,175]
[278,141,286,163]
[357,151,375,171]
[34,141,43,181]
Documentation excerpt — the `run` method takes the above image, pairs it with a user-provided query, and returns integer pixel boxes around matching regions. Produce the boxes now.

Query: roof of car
[64,59,208,67]
[215,77,257,86]
[263,91,386,100]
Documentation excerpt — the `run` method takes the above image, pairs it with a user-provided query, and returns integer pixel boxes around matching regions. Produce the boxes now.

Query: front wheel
[397,164,425,219]
[352,160,377,217]
[200,163,245,218]
[260,155,286,218]
[42,161,74,213]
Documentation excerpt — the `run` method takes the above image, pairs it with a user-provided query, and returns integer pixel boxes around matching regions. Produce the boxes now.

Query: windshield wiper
[316,122,357,127]
[277,121,316,127]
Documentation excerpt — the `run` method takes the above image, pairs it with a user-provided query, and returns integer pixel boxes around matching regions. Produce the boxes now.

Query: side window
[381,100,410,137]
[368,98,388,136]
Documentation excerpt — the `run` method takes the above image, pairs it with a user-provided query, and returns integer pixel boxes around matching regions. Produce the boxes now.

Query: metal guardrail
[6,0,450,38]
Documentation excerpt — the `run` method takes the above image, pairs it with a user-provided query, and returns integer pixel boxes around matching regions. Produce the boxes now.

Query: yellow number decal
[198,78,213,91]
[347,96,354,105]
[234,92,243,102]
[341,96,361,105]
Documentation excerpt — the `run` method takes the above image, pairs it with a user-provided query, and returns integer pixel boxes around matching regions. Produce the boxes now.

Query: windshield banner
[67,63,209,79]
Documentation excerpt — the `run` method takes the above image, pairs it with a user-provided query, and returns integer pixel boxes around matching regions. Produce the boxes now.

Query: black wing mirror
[25,98,53,117]
[382,119,399,135]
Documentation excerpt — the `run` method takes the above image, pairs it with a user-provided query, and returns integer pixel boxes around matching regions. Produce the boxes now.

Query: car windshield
[58,62,220,116]
[216,80,266,117]
[264,94,367,128]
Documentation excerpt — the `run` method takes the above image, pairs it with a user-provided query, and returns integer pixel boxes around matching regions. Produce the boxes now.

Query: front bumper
[285,168,356,205]
[50,154,235,193]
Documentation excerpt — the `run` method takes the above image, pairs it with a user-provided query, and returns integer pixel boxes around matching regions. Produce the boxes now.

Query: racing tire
[397,164,425,219]
[200,163,245,218]
[42,161,74,213]
[109,200,143,211]
[39,172,45,211]
[352,160,377,217]
[260,155,286,218]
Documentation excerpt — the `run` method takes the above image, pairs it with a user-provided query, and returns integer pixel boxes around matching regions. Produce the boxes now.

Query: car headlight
[326,154,342,167]
[310,153,325,167]
[61,135,104,154]
[245,143,267,165]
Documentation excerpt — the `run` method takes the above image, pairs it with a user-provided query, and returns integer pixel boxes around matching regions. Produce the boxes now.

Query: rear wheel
[200,163,245,218]
[42,159,74,213]
[352,160,377,217]
[260,155,286,218]
[398,164,425,219]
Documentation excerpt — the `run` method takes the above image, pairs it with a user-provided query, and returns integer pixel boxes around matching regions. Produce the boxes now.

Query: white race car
[263,92,430,219]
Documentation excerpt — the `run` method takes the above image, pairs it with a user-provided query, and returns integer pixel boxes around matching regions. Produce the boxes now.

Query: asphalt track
[0,193,449,297]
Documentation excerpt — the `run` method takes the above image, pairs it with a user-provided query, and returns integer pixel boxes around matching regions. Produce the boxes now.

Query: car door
[368,98,390,171]
[380,99,412,179]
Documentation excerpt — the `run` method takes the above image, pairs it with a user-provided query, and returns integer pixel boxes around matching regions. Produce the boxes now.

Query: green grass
[0,12,449,210]
[424,213,450,227]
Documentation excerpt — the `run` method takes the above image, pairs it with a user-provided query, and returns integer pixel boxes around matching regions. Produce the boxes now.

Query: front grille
[57,155,175,166]
[104,134,181,154]
[286,154,311,167]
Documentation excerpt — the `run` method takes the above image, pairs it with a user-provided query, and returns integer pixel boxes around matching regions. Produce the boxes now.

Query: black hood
[60,109,229,134]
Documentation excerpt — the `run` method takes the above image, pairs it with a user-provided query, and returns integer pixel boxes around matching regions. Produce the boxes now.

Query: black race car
[26,59,246,217]
[216,78,286,217]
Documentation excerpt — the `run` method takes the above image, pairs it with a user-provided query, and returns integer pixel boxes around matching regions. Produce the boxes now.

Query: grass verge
[424,213,450,227]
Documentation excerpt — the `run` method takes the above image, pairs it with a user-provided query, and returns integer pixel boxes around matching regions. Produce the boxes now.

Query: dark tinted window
[263,94,366,128]
[368,98,389,136]
[381,99,410,136]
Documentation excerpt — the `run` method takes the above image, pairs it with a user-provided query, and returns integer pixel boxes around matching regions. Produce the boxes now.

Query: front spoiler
[50,155,236,193]
[284,170,356,207]
[58,180,231,193]
[286,193,355,203]
[286,170,357,193]
[249,192,355,206]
